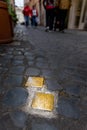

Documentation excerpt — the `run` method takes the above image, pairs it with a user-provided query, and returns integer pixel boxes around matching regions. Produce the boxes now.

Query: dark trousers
[32,16,37,26]
[24,16,29,26]
[46,8,54,30]
[54,7,59,30]
[58,9,68,31]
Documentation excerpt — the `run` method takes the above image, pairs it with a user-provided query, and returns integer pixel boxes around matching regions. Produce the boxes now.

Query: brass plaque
[25,77,44,88]
[32,92,54,111]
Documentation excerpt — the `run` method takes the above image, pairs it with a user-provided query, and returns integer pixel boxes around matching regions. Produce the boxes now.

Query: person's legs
[35,16,38,26]
[49,9,54,30]
[31,17,33,26]
[32,16,36,26]
[59,9,67,32]
[45,10,50,31]
[24,16,29,27]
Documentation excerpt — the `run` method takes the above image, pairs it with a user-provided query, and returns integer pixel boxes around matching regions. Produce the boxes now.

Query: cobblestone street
[0,24,87,130]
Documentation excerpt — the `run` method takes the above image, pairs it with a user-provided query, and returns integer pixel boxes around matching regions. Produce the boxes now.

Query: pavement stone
[9,66,25,75]
[45,79,62,91]
[36,61,49,69]
[24,52,34,56]
[41,69,56,79]
[3,87,28,108]
[12,59,24,66]
[25,67,40,76]
[57,97,80,119]
[3,75,23,88]
[13,50,23,55]
[13,55,24,60]
[28,61,35,66]
[32,121,58,130]
[65,85,81,97]
[0,114,22,130]
[10,110,28,128]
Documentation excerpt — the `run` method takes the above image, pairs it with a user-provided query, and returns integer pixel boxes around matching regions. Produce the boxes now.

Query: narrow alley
[0,24,87,130]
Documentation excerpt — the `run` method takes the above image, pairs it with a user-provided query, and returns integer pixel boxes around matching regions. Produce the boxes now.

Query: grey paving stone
[0,58,10,66]
[55,70,71,83]
[50,62,60,69]
[57,97,80,119]
[0,67,8,74]
[25,67,40,76]
[13,56,24,60]
[25,48,33,51]
[28,61,34,66]
[45,79,62,91]
[12,41,21,45]
[26,55,35,60]
[3,75,23,87]
[0,114,22,130]
[35,57,47,62]
[3,54,13,59]
[12,60,24,66]
[15,48,25,52]
[36,61,49,68]
[13,50,22,55]
[24,52,34,56]
[3,87,28,107]
[6,48,14,52]
[0,78,4,94]
[41,69,58,79]
[0,67,3,74]
[34,50,46,57]
[65,85,80,97]
[10,110,28,128]
[7,51,13,55]
[32,121,58,130]
[9,66,25,75]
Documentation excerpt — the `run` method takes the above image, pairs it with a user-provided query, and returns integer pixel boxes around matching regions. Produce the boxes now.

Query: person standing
[58,0,71,32]
[32,5,38,27]
[23,4,31,27]
[54,0,60,31]
[43,0,55,32]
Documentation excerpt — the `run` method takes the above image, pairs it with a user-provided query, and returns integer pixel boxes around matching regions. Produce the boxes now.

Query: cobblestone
[3,87,28,108]
[25,67,40,76]
[32,121,58,130]
[3,75,23,88]
[57,97,80,119]
[10,110,28,128]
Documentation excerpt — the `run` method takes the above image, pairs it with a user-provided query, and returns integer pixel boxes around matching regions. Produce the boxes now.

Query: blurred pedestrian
[43,0,55,32]
[23,3,31,27]
[54,0,60,31]
[58,0,71,32]
[31,5,38,27]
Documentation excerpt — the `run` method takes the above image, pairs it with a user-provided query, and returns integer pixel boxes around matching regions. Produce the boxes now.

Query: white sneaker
[45,26,49,32]
[48,30,53,32]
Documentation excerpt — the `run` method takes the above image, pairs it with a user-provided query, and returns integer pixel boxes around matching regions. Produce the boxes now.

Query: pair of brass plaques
[25,77,54,111]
